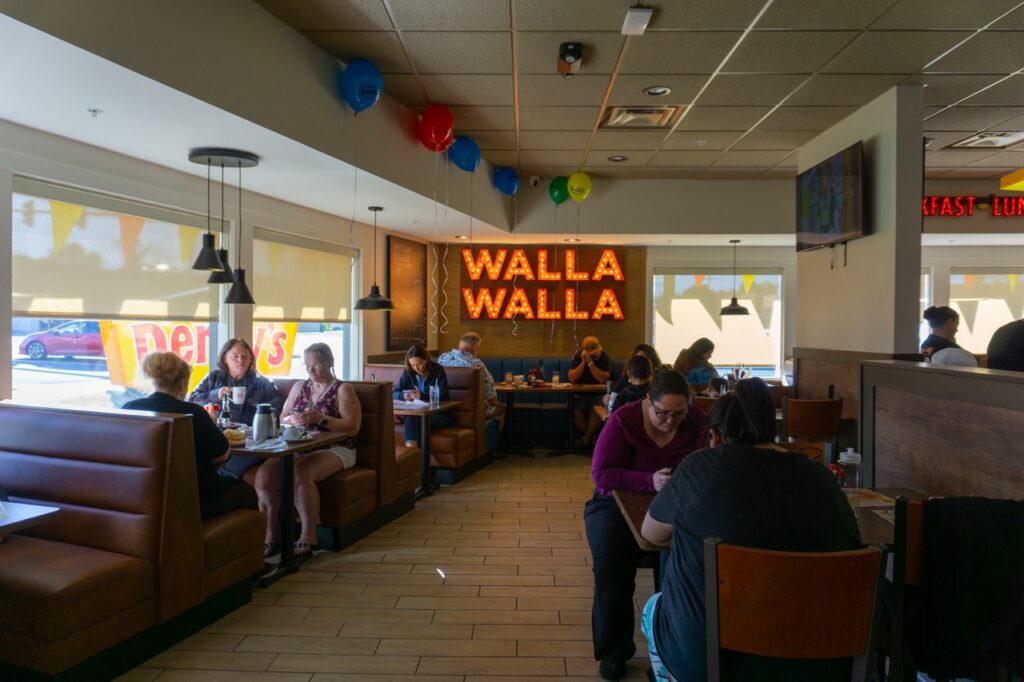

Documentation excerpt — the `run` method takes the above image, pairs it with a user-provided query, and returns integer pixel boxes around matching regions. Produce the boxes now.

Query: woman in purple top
[585,369,707,681]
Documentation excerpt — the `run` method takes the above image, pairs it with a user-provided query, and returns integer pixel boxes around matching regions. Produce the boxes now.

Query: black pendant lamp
[355,206,393,311]
[207,162,234,284]
[224,154,257,305]
[720,239,750,316]
[190,158,226,272]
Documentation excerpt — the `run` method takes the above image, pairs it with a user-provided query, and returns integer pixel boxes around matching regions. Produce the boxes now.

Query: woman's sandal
[294,541,320,559]
[264,541,281,558]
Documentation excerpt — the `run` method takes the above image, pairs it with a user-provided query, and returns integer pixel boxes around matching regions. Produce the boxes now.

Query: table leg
[567,392,576,449]
[502,392,514,452]
[417,414,435,499]
[653,550,664,592]
[259,453,298,587]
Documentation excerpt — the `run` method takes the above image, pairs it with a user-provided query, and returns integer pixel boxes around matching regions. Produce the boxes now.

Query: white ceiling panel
[419,74,515,106]
[699,74,808,106]
[926,31,1024,73]
[785,74,907,106]
[515,0,631,31]
[443,106,516,130]
[402,31,512,74]
[757,0,893,29]
[713,150,793,167]
[676,106,772,130]
[650,0,766,30]
[664,131,744,150]
[304,31,410,73]
[963,75,1024,106]
[256,0,394,31]
[520,150,587,166]
[518,74,611,106]
[622,32,743,74]
[608,74,707,106]
[591,130,669,150]
[584,149,656,166]
[732,130,818,150]
[925,149,1001,166]
[723,31,859,73]
[758,106,858,131]
[520,130,592,149]
[649,150,724,167]
[466,130,518,150]
[873,0,1022,30]
[914,74,1007,107]
[520,106,601,130]
[923,106,1024,131]
[824,31,972,73]
[964,151,1024,168]
[517,32,624,74]
[390,0,511,30]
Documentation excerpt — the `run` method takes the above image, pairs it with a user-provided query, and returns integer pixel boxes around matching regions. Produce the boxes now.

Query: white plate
[283,435,313,443]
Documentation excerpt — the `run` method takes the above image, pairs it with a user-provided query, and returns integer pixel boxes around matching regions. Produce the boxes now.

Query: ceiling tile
[724,31,858,73]
[940,167,1010,178]
[992,5,1024,27]
[303,31,410,73]
[873,0,1022,29]
[732,130,818,150]
[515,0,627,31]
[773,151,800,168]
[824,31,972,73]
[585,149,655,166]
[785,74,907,106]
[649,150,723,167]
[520,106,601,130]
[650,0,765,29]
[520,150,587,165]
[582,167,644,179]
[420,75,514,106]
[699,74,808,106]
[622,32,743,74]
[758,106,858,131]
[712,150,792,167]
[402,31,511,74]
[994,112,1024,132]
[466,130,518,150]
[676,106,772,130]
[519,74,611,106]
[636,168,710,179]
[256,0,394,30]
[924,130,980,150]
[445,106,515,130]
[608,75,707,106]
[664,131,744,150]
[383,74,426,106]
[481,150,520,166]
[962,76,1024,106]
[519,165,579,178]
[519,131,592,149]
[760,168,799,178]
[965,151,1024,168]
[698,168,767,179]
[591,130,668,150]
[925,31,1024,74]
[923,106,1024,131]
[517,32,624,74]
[912,74,1008,107]
[925,167,955,177]
[758,0,893,29]
[924,149,1000,166]
[389,0,511,30]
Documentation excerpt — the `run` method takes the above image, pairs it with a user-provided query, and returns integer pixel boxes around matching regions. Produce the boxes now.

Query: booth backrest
[0,402,205,619]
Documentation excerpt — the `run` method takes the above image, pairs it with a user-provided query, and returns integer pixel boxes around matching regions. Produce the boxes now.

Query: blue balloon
[339,59,383,113]
[449,136,481,173]
[493,167,520,196]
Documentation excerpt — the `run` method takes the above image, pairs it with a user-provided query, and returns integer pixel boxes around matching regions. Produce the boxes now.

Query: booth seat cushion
[396,444,420,486]
[0,534,154,642]
[318,466,377,526]
[201,509,265,594]
[430,427,474,461]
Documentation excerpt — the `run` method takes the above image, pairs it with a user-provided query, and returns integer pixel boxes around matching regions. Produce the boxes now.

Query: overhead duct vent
[601,105,684,129]
[947,131,1024,149]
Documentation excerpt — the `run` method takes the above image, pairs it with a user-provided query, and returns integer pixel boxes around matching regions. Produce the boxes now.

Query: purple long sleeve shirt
[591,399,707,495]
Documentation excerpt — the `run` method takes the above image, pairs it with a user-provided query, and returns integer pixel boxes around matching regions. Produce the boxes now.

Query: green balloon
[549,176,569,205]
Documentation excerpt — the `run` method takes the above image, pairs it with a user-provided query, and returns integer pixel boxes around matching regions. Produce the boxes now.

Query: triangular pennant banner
[741,274,755,294]
[266,240,285,274]
[118,215,144,261]
[178,225,201,267]
[964,274,976,292]
[694,275,705,288]
[1009,274,1018,293]
[49,200,84,255]
[957,300,980,334]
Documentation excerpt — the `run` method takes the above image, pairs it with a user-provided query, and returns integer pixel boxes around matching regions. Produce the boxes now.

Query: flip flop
[294,541,320,559]
[264,541,281,558]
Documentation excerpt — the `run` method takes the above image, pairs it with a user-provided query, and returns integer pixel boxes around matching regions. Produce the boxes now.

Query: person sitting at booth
[394,345,451,448]
[438,331,504,427]
[921,305,962,359]
[609,355,653,415]
[569,335,612,446]
[673,338,719,387]
[987,318,1024,372]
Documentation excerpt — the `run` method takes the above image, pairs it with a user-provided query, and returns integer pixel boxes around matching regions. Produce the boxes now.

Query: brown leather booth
[274,379,414,548]
[0,403,264,678]
[364,363,490,484]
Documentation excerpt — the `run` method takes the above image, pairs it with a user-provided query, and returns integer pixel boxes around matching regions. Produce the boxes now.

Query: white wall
[796,85,923,354]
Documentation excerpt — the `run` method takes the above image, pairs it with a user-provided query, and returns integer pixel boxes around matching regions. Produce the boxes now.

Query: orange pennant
[118,215,144,261]
[964,274,976,291]
[49,200,84,254]
[694,275,705,288]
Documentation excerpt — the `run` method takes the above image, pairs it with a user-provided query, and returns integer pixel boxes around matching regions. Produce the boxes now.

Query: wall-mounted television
[795,140,867,252]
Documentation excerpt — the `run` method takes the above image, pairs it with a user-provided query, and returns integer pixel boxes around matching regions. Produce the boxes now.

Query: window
[11,180,219,407]
[949,270,1024,354]
[919,270,931,347]
[652,270,784,376]
[251,229,355,380]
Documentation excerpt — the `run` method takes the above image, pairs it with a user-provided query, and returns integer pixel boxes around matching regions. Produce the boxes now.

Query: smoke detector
[601,106,684,129]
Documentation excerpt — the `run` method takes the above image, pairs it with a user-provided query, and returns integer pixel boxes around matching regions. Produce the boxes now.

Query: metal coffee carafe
[252,403,278,444]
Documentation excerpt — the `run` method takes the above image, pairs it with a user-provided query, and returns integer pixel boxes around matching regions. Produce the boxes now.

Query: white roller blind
[12,178,219,320]
[252,228,354,323]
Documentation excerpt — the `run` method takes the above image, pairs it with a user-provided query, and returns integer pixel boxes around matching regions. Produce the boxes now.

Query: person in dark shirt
[640,378,861,682]
[393,345,451,447]
[609,354,652,414]
[124,351,257,520]
[921,305,961,359]
[569,336,612,445]
[986,318,1024,372]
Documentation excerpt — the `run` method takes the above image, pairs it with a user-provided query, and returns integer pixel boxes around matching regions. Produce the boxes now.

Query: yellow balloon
[567,171,592,203]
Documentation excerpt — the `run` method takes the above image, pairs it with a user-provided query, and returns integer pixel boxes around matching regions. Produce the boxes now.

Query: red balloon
[417,104,454,152]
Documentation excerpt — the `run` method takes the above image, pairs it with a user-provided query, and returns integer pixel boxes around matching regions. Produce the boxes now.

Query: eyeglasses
[304,361,328,371]
[649,401,687,420]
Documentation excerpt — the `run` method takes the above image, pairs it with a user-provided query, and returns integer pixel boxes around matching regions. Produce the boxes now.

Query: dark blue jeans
[404,412,450,444]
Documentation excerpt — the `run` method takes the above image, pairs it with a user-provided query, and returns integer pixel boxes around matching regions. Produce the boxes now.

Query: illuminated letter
[503,249,536,280]
[462,287,506,319]
[536,289,561,319]
[565,250,589,281]
[592,249,625,281]
[462,248,507,281]
[564,288,589,320]
[592,289,625,320]
[503,288,535,319]
[537,249,561,280]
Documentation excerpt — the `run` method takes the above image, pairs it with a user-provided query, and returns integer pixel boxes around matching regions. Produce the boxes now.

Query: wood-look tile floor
[121,454,655,681]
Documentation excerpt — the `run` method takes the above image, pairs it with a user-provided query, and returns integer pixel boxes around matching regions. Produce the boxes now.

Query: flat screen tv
[795,140,866,252]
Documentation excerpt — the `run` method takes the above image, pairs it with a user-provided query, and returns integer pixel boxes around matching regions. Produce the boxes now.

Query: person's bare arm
[641,511,672,547]
[281,382,304,425]
[323,383,361,436]
[589,360,610,384]
[568,355,587,383]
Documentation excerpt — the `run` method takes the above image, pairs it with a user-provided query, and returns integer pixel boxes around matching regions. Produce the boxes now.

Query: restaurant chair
[781,397,843,456]
[704,537,886,682]
[889,496,924,682]
[774,440,829,464]
[692,395,717,414]
[767,384,795,410]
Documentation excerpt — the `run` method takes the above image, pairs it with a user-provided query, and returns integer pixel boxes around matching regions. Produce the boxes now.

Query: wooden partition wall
[794,348,922,421]
[861,360,1024,498]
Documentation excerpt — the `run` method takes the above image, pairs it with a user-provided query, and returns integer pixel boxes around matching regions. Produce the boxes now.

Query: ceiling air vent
[601,105,684,129]
[946,131,1024,149]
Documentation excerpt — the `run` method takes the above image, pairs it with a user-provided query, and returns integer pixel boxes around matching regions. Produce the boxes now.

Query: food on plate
[223,428,246,444]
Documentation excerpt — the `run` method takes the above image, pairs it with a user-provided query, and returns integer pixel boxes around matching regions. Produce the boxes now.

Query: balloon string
[549,244,558,343]
[348,112,359,274]
[438,160,451,335]
[510,193,518,336]
[429,152,440,335]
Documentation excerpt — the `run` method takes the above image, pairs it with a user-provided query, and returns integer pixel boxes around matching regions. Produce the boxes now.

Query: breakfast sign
[459,246,626,320]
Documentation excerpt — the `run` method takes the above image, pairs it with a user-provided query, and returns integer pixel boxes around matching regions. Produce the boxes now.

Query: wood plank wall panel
[794,357,861,420]
[435,246,646,359]
[874,386,1024,499]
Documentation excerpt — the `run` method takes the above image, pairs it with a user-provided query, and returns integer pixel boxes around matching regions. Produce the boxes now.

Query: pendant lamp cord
[237,161,243,264]
[220,163,226,255]
[372,210,378,283]
[732,241,738,299]
[206,159,211,236]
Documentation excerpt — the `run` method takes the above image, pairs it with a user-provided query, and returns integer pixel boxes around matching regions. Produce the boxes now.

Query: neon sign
[922,195,1024,217]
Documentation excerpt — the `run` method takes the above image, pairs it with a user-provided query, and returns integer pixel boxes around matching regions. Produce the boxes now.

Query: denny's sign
[460,247,626,320]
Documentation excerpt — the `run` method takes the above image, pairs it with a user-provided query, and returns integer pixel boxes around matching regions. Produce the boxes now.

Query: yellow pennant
[49,200,84,254]
[1010,274,1019,292]
[178,225,201,266]
[741,274,755,294]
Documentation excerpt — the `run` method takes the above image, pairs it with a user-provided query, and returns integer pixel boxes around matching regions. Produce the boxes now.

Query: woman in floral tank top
[251,343,361,558]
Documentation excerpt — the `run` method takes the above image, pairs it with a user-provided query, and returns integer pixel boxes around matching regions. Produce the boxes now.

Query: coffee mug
[514,374,525,385]
[403,389,416,402]
[231,386,247,404]
[282,425,303,440]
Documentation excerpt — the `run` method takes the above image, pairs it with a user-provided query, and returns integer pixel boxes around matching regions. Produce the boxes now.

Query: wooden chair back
[768,384,795,409]
[692,395,717,414]
[781,397,843,448]
[704,537,885,682]
[774,440,829,464]
[889,497,924,682]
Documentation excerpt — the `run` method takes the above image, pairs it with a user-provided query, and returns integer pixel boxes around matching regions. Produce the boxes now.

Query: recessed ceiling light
[454,234,470,240]
[564,237,581,243]
[643,85,672,97]
[607,155,628,162]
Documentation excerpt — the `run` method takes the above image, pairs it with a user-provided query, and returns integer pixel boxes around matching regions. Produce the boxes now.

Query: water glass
[551,371,560,385]
[429,385,440,405]
[504,372,514,384]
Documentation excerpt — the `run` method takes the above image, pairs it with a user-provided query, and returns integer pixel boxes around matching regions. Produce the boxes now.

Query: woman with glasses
[248,343,361,559]
[585,369,707,681]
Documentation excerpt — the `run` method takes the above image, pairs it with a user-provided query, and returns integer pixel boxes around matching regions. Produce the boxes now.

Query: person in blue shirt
[394,345,451,447]
[673,338,719,387]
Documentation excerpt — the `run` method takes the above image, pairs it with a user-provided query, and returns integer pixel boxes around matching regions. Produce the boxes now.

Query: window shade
[252,228,353,323]
[12,178,218,320]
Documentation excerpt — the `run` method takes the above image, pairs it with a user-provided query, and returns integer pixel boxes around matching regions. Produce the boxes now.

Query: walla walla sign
[459,247,626,321]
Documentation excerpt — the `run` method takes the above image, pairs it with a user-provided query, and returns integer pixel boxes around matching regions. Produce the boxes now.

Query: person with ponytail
[921,305,961,359]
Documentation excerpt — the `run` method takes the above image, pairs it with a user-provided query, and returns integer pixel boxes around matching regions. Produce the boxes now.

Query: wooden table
[232,430,351,584]
[495,383,606,454]
[0,500,59,543]
[394,400,460,498]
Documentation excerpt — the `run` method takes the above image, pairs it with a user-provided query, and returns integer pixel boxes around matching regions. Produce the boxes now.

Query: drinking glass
[551,371,560,385]
[504,372,513,384]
